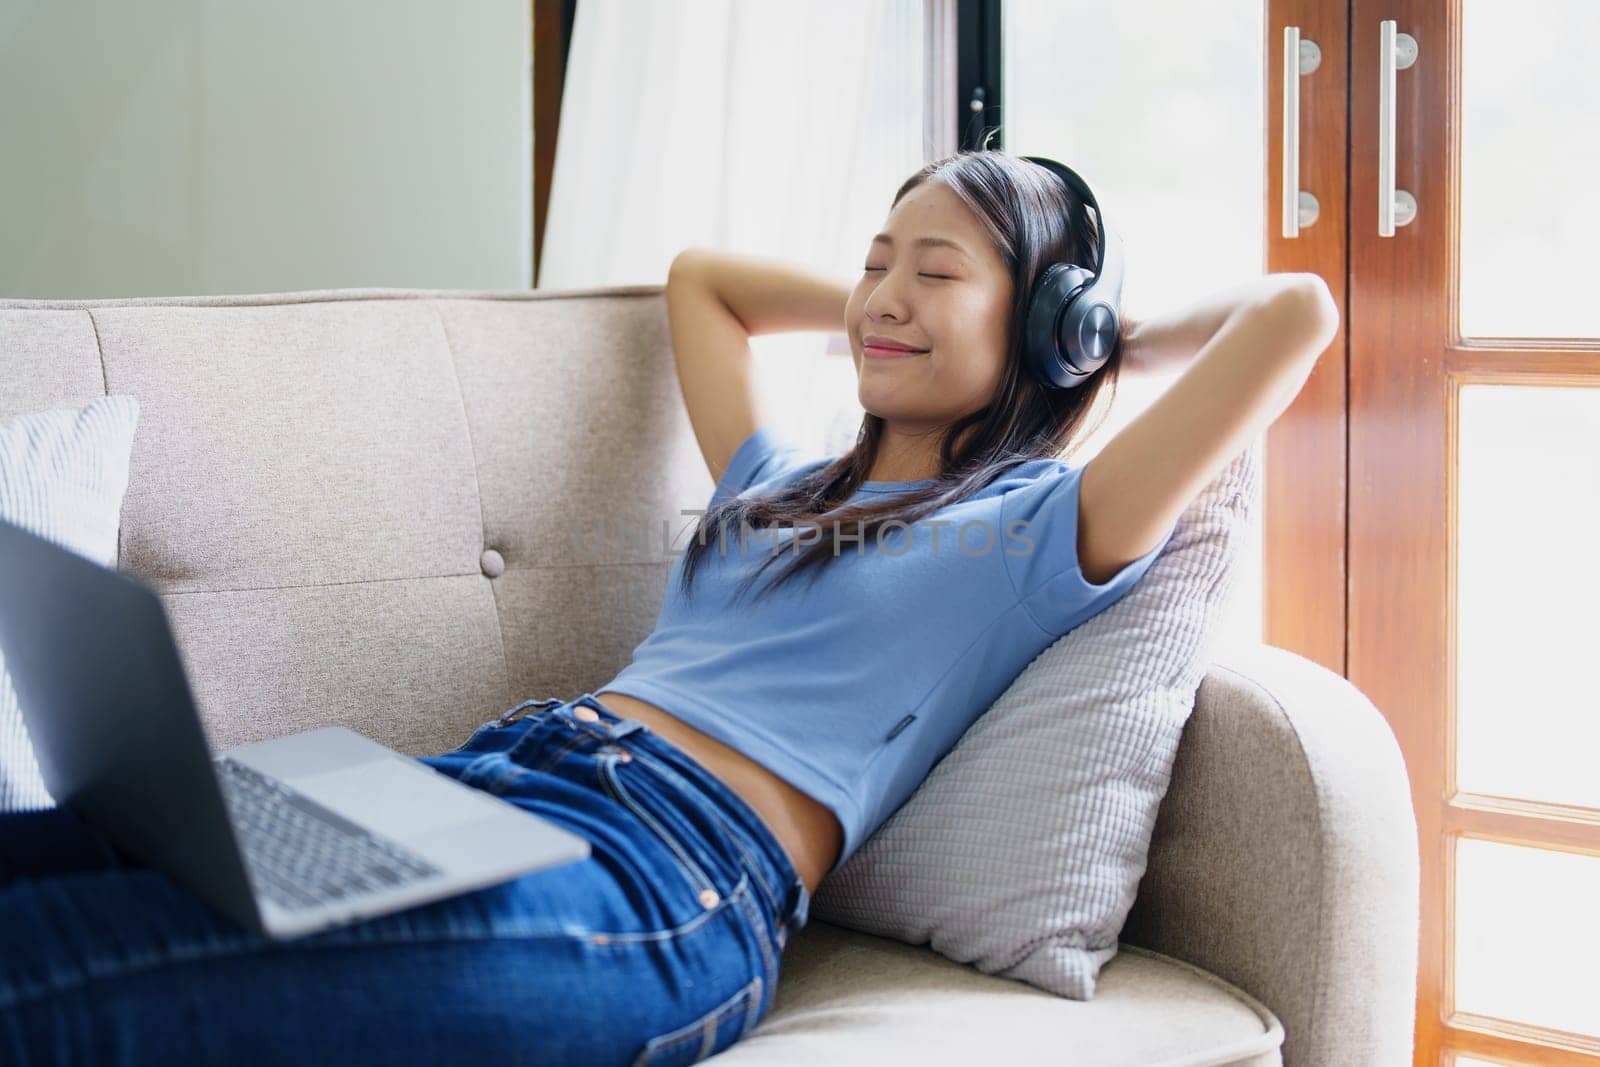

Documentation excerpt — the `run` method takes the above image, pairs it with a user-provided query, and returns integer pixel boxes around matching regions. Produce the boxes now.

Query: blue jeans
[0,693,811,1066]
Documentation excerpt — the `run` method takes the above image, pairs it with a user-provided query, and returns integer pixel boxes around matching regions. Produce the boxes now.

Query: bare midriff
[593,690,841,898]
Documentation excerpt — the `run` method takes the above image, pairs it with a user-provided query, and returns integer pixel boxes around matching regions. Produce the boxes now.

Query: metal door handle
[1282,25,1322,237]
[1378,19,1419,235]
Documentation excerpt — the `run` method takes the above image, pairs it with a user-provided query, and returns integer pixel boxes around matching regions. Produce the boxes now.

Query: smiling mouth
[863,344,929,358]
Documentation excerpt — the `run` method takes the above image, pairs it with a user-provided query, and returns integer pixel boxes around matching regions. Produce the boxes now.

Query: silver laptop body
[0,516,590,941]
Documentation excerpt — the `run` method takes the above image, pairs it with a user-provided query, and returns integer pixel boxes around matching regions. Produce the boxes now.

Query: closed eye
[862,267,952,279]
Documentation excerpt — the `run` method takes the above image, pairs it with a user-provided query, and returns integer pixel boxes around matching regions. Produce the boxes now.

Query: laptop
[0,516,591,941]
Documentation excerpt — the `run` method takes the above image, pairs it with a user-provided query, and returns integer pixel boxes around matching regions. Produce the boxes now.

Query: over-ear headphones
[1017,156,1124,390]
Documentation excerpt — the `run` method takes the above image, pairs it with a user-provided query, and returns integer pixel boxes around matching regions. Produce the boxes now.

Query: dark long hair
[677,149,1125,605]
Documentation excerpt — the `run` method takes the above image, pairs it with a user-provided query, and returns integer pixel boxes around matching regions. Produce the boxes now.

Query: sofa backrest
[0,286,709,757]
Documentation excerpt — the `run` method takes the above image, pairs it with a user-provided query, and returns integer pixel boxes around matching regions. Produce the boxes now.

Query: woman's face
[846,181,1014,432]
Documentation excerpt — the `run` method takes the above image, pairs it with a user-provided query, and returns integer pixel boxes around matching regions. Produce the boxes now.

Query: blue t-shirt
[600,426,1174,874]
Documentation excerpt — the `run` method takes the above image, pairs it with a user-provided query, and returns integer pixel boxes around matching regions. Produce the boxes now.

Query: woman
[0,150,1337,1065]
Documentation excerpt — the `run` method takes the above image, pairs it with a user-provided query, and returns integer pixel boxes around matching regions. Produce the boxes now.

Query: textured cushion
[810,438,1261,1000]
[0,395,141,810]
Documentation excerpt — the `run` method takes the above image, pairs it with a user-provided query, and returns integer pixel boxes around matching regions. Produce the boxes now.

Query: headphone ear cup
[1023,263,1096,389]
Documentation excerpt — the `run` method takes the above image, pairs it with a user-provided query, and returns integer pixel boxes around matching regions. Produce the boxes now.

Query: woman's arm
[1078,275,1339,583]
[670,248,854,337]
[1120,273,1320,378]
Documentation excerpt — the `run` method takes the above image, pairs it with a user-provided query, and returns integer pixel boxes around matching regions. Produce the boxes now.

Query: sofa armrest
[1121,643,1420,1067]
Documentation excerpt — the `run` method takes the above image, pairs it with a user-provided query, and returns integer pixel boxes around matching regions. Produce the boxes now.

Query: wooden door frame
[533,0,576,288]
[1352,1,1600,1064]
[1267,2,1351,678]
[1348,2,1447,1062]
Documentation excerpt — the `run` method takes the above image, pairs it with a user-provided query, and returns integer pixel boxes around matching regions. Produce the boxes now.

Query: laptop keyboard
[215,757,443,913]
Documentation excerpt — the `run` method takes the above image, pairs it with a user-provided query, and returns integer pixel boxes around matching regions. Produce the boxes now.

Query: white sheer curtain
[537,0,929,458]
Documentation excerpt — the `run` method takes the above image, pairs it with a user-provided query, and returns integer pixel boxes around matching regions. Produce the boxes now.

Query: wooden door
[1345,2,1600,1063]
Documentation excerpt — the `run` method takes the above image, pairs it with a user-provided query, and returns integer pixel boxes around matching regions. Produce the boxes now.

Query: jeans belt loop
[497,696,566,727]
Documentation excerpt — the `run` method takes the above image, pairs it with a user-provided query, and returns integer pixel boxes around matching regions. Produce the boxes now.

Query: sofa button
[479,548,505,578]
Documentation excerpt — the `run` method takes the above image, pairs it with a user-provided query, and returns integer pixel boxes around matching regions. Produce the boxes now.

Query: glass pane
[1004,0,1267,650]
[1456,384,1600,809]
[1461,1,1600,338]
[1454,838,1600,1037]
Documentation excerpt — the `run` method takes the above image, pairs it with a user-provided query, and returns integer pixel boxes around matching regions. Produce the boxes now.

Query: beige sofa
[0,285,1419,1066]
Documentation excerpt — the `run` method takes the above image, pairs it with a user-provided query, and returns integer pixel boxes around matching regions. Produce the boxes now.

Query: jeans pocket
[596,751,719,904]
[633,972,763,1066]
